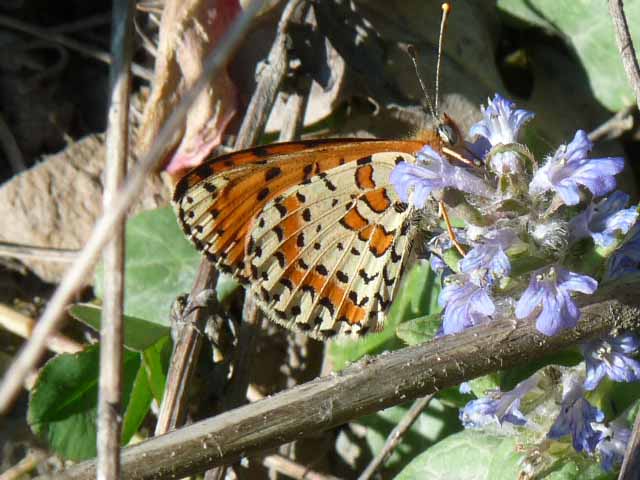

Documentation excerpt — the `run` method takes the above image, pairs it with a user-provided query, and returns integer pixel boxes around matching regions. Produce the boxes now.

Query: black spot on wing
[265,167,282,181]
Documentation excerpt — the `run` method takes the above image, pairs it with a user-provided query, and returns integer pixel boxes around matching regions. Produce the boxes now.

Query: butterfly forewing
[173,139,425,338]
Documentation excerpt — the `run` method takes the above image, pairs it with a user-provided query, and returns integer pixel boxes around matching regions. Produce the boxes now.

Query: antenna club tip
[442,2,451,13]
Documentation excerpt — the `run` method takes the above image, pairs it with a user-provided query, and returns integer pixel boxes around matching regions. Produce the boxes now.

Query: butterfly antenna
[434,2,451,115]
[407,45,437,122]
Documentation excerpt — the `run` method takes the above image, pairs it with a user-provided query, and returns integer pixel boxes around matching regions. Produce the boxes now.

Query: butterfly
[172,116,465,339]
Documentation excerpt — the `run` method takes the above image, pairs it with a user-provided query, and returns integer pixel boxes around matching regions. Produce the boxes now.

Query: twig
[45,280,640,480]
[277,76,312,142]
[0,14,153,82]
[155,264,218,434]
[0,241,78,263]
[262,454,339,480]
[96,1,134,479]
[236,0,306,146]
[0,304,82,354]
[0,0,265,416]
[47,12,113,34]
[588,104,635,142]
[609,0,640,112]
[0,113,26,173]
[358,394,435,480]
[0,449,48,480]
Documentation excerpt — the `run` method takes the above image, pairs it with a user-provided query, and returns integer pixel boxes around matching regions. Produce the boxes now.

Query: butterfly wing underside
[173,139,424,338]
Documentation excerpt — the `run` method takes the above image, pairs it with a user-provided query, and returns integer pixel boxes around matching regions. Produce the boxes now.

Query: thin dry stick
[96,1,134,479]
[0,241,78,262]
[46,280,640,480]
[358,394,435,480]
[155,263,218,434]
[0,449,48,480]
[609,0,640,112]
[0,14,152,81]
[608,3,640,479]
[47,12,113,34]
[262,454,339,480]
[0,0,265,416]
[0,113,26,173]
[0,304,82,354]
[588,104,635,142]
[277,76,312,143]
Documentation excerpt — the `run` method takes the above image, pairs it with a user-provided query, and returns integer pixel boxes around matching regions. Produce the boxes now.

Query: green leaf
[141,336,172,403]
[121,357,153,445]
[497,0,640,111]
[358,397,461,476]
[328,261,440,370]
[94,208,201,325]
[396,313,441,346]
[395,430,525,480]
[28,345,141,460]
[94,207,239,326]
[70,303,170,352]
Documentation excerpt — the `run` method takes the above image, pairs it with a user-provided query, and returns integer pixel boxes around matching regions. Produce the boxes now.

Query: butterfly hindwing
[173,139,424,338]
[246,152,416,338]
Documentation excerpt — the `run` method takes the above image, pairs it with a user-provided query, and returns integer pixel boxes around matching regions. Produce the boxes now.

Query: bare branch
[97,1,135,478]
[0,0,265,415]
[609,0,640,111]
[46,280,640,480]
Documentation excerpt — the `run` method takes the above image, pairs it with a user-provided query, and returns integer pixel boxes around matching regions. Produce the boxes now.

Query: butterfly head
[436,113,462,148]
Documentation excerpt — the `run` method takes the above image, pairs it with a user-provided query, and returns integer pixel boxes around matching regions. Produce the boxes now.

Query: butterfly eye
[437,123,457,146]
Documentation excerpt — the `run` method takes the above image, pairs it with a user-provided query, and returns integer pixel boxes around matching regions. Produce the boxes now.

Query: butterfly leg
[438,200,466,256]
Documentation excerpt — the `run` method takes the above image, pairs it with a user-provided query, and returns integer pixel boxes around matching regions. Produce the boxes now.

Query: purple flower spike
[515,266,597,336]
[548,376,604,454]
[596,423,631,472]
[439,275,495,335]
[529,130,624,206]
[582,333,640,390]
[570,191,638,247]
[469,94,534,174]
[390,146,493,208]
[460,374,539,428]
[460,229,518,281]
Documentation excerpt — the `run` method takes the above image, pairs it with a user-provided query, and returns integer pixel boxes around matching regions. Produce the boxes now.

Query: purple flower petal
[516,266,597,336]
[529,130,625,205]
[582,333,640,390]
[606,224,640,279]
[460,229,517,281]
[571,191,638,247]
[548,377,604,454]
[460,374,539,428]
[390,146,493,208]
[597,424,631,471]
[468,94,534,175]
[439,275,495,335]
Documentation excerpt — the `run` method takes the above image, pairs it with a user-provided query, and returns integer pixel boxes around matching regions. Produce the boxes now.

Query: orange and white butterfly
[172,117,464,339]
